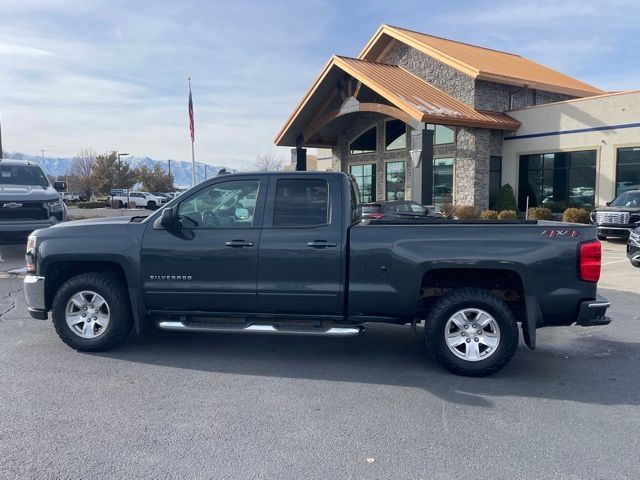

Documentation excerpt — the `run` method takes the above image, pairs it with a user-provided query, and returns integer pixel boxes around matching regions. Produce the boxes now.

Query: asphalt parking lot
[0,240,638,479]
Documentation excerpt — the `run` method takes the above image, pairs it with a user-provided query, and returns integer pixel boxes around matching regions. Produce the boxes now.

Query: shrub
[480,209,499,220]
[527,207,552,220]
[563,208,590,224]
[454,205,482,219]
[498,210,518,220]
[76,201,105,209]
[441,203,455,219]
[492,184,518,213]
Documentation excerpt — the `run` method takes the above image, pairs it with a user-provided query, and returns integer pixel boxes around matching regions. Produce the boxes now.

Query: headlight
[590,211,596,222]
[47,200,64,212]
[26,234,37,273]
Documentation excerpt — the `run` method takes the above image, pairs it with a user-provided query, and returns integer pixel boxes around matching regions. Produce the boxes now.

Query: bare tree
[253,148,284,172]
[68,149,96,199]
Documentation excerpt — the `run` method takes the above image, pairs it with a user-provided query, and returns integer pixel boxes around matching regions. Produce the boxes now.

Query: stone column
[454,127,491,208]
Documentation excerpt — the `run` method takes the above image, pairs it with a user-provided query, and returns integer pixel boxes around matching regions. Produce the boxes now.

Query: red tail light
[369,213,385,219]
[579,240,601,283]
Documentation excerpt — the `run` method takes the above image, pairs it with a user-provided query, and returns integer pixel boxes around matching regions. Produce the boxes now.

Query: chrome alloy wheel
[444,308,501,362]
[65,291,110,338]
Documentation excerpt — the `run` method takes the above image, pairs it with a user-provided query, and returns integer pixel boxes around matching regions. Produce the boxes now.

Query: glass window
[0,165,49,187]
[385,161,405,200]
[489,156,502,208]
[273,178,329,227]
[349,164,376,203]
[349,127,376,155]
[610,190,640,207]
[385,120,406,151]
[518,150,596,212]
[427,124,455,145]
[433,157,453,208]
[616,147,640,195]
[178,180,259,228]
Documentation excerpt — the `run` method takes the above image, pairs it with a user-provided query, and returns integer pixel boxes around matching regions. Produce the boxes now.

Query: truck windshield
[610,191,640,207]
[0,165,49,187]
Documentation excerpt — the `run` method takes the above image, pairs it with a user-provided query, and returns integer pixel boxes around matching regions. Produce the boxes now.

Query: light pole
[116,152,130,207]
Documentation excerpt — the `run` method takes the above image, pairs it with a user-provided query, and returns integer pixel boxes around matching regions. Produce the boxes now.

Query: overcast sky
[1,0,639,168]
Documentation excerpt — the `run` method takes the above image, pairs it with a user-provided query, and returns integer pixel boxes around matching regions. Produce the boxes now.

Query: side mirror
[156,207,179,231]
[605,201,612,206]
[53,181,67,192]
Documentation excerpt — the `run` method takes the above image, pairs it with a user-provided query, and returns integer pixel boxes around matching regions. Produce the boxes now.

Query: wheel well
[420,268,525,318]
[45,261,128,310]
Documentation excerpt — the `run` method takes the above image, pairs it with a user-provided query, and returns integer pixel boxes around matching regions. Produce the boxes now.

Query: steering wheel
[202,209,221,227]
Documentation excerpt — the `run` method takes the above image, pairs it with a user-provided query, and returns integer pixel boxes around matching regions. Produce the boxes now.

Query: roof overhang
[358,25,604,98]
[275,55,520,147]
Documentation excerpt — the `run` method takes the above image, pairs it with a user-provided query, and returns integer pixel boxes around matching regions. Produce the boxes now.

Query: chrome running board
[157,321,363,336]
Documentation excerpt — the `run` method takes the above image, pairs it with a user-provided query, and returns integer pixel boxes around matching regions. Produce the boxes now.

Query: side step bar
[157,321,363,337]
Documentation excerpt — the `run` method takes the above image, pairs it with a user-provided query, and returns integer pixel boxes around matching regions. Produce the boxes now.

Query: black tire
[425,288,519,377]
[597,234,607,241]
[51,272,133,351]
[117,200,124,209]
[147,201,156,210]
[631,259,640,268]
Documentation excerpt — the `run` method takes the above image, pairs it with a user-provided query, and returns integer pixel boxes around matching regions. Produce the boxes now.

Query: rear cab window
[273,178,329,227]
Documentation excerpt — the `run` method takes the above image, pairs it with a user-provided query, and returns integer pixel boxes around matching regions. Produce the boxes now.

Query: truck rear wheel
[51,273,133,351]
[425,288,518,377]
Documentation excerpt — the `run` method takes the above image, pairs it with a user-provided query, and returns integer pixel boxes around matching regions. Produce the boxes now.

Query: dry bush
[441,203,456,219]
[454,205,483,219]
[563,208,590,224]
[498,210,518,220]
[527,207,553,220]
[480,209,499,219]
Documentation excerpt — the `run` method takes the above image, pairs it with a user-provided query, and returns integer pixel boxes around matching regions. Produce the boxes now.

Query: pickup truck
[107,191,165,209]
[23,172,610,376]
[0,159,67,243]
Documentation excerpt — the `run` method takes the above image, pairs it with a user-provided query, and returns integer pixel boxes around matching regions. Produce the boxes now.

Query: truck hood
[0,185,60,202]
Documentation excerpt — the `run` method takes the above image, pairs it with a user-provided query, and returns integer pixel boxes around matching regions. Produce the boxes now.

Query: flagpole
[188,77,196,186]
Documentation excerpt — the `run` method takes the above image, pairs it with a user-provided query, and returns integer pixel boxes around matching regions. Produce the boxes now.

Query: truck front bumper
[576,296,611,326]
[24,275,48,320]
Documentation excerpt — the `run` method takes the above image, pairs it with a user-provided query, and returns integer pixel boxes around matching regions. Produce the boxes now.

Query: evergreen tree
[492,183,519,213]
[90,151,137,195]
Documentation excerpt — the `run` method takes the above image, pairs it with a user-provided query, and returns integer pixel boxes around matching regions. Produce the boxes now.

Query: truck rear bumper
[576,296,611,326]
[24,275,48,320]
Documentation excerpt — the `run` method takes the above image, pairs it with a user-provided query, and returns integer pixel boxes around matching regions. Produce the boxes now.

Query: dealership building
[276,24,640,211]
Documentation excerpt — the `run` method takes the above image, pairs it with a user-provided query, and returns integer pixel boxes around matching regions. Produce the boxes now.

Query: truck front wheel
[51,273,133,351]
[425,288,518,377]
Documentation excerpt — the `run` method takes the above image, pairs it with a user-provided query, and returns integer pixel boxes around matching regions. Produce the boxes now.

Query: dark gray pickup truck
[24,171,610,376]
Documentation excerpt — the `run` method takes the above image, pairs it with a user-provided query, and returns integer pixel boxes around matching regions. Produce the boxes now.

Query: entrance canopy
[275,55,521,147]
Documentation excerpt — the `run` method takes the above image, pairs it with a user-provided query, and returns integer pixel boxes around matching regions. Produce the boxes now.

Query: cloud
[0,43,53,57]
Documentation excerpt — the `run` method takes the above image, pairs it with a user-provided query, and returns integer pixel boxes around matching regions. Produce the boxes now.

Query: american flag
[188,81,195,142]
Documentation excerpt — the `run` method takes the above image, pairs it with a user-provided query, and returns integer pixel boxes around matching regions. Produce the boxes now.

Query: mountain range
[4,152,234,188]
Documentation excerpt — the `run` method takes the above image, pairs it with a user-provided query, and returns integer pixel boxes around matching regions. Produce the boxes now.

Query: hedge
[563,208,591,224]
[480,209,499,219]
[498,210,518,220]
[527,207,552,220]
[454,205,482,219]
[75,201,105,209]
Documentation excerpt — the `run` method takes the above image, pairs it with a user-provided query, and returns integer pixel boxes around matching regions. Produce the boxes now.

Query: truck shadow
[93,321,640,409]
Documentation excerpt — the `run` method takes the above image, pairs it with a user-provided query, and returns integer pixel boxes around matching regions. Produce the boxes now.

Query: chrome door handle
[225,240,254,248]
[307,240,337,248]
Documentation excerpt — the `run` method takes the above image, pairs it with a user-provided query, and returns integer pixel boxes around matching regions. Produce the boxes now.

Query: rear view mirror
[53,181,67,192]
[605,201,612,206]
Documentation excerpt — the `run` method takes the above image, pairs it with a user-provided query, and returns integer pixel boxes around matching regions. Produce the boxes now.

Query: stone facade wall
[475,80,576,111]
[379,41,475,105]
[332,112,411,201]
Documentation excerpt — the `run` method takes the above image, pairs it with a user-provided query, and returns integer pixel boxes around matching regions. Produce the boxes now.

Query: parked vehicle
[628,227,640,267]
[60,192,88,202]
[590,190,640,240]
[362,200,436,220]
[107,191,165,209]
[23,172,610,376]
[151,192,172,202]
[0,159,67,243]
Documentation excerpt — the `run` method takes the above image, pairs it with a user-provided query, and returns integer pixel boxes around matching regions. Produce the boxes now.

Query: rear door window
[273,178,329,227]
